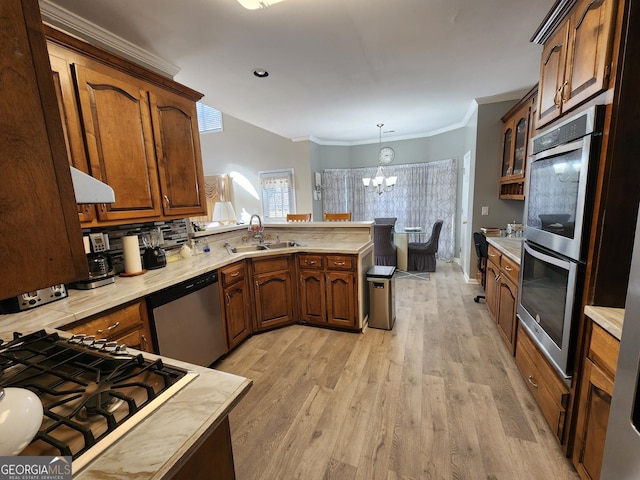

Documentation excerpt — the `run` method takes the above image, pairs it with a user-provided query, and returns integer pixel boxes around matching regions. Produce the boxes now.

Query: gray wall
[198,101,525,284]
[198,114,313,222]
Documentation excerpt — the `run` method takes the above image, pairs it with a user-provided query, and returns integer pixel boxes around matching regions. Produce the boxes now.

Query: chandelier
[362,124,397,195]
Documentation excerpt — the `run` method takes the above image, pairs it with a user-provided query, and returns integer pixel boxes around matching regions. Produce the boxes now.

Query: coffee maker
[70,233,116,290]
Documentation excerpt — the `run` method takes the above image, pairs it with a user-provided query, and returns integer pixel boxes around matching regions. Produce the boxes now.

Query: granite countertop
[0,237,373,335]
[75,356,252,479]
[584,305,625,341]
[0,227,372,478]
[486,236,524,264]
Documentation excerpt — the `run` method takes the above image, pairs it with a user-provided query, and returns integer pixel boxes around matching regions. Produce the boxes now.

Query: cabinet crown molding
[530,0,578,44]
[39,0,180,78]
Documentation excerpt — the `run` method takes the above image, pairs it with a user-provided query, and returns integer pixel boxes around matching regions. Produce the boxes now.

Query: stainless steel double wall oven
[518,105,605,380]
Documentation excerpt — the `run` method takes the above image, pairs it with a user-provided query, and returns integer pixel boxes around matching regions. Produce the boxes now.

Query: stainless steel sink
[226,240,304,255]
[229,244,269,253]
[265,241,299,250]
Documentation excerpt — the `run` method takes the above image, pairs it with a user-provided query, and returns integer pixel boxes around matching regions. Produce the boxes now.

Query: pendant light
[362,124,397,195]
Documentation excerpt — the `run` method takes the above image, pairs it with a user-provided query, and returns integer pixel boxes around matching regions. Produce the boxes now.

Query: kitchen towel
[122,235,143,274]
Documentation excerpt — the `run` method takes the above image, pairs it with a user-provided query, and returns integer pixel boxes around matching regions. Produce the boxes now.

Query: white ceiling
[43,0,553,145]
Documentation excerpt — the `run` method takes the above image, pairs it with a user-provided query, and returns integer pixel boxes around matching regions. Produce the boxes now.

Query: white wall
[198,114,313,221]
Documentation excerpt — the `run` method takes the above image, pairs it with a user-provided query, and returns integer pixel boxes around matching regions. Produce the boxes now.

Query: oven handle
[523,241,573,270]
[531,136,589,162]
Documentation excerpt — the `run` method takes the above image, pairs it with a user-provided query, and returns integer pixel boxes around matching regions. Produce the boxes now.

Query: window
[196,102,223,133]
[260,169,295,220]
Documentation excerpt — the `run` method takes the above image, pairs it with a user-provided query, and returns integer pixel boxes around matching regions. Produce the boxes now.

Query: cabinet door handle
[97,321,120,334]
[561,80,569,102]
[527,375,538,388]
[141,334,148,352]
[230,271,240,277]
[334,261,345,266]
[100,203,107,214]
[84,205,91,215]
[307,260,316,265]
[554,85,563,107]
[504,265,513,272]
[255,280,259,291]
[225,293,231,306]
[163,194,171,207]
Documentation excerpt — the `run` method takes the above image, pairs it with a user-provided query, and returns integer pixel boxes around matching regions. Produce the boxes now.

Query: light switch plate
[481,206,489,216]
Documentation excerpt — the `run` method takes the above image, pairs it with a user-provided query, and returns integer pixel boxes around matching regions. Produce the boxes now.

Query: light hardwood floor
[216,261,579,480]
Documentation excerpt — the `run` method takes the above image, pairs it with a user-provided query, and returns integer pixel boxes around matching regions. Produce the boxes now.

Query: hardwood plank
[216,261,579,480]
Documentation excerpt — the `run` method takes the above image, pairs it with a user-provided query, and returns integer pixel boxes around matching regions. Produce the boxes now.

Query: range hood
[70,166,116,204]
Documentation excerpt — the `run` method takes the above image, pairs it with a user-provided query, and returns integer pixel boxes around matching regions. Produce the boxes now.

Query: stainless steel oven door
[517,241,581,380]
[523,135,593,261]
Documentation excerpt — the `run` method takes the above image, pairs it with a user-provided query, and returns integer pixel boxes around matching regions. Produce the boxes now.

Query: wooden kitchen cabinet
[219,261,252,351]
[149,89,207,217]
[0,0,88,300]
[298,254,358,330]
[45,28,206,226]
[74,62,164,222]
[484,245,519,354]
[572,320,619,480]
[496,253,519,354]
[499,86,537,200]
[485,246,501,321]
[49,52,96,223]
[63,299,153,353]
[536,0,617,128]
[516,327,570,442]
[251,255,295,332]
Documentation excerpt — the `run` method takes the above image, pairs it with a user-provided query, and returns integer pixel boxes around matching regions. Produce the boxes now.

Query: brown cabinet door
[574,359,613,480]
[49,52,96,223]
[253,270,295,331]
[562,0,616,113]
[496,274,518,355]
[485,260,500,321]
[0,0,88,299]
[538,23,568,128]
[74,63,162,221]
[299,270,326,324]
[326,271,356,328]
[223,280,252,350]
[149,90,206,217]
[500,122,514,178]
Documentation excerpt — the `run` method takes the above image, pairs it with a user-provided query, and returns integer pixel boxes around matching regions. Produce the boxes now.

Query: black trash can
[366,265,396,330]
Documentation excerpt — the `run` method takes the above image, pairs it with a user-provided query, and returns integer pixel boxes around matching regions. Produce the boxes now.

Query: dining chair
[374,217,397,227]
[324,212,352,221]
[373,223,397,266]
[286,213,312,222]
[407,220,443,272]
[473,231,488,303]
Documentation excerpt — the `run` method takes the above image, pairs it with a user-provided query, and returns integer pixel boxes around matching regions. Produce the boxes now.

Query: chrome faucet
[249,214,264,243]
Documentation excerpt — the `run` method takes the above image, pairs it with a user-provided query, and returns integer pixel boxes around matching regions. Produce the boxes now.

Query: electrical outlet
[481,206,489,216]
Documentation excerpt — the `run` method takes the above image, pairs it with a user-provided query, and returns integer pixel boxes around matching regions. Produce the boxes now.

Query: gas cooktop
[0,330,198,472]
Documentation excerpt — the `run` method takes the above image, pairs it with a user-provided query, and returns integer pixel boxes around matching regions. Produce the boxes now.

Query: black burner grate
[0,330,188,460]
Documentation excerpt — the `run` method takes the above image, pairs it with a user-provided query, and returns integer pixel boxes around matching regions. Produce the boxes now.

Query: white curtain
[322,159,457,261]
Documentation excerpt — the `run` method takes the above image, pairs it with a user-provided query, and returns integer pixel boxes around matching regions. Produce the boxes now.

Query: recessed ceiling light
[237,0,285,10]
[253,69,269,78]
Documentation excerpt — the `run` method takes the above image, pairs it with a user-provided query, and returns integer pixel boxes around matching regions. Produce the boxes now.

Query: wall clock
[379,146,395,164]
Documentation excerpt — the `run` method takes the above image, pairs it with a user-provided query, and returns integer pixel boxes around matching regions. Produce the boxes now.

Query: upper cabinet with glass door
[499,86,537,200]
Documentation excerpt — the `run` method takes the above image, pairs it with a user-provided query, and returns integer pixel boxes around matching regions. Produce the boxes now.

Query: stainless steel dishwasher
[147,271,225,367]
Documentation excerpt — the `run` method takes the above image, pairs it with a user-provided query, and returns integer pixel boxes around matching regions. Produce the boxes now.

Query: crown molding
[39,0,180,77]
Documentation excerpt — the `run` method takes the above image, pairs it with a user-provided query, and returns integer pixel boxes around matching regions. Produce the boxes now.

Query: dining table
[393,227,424,271]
